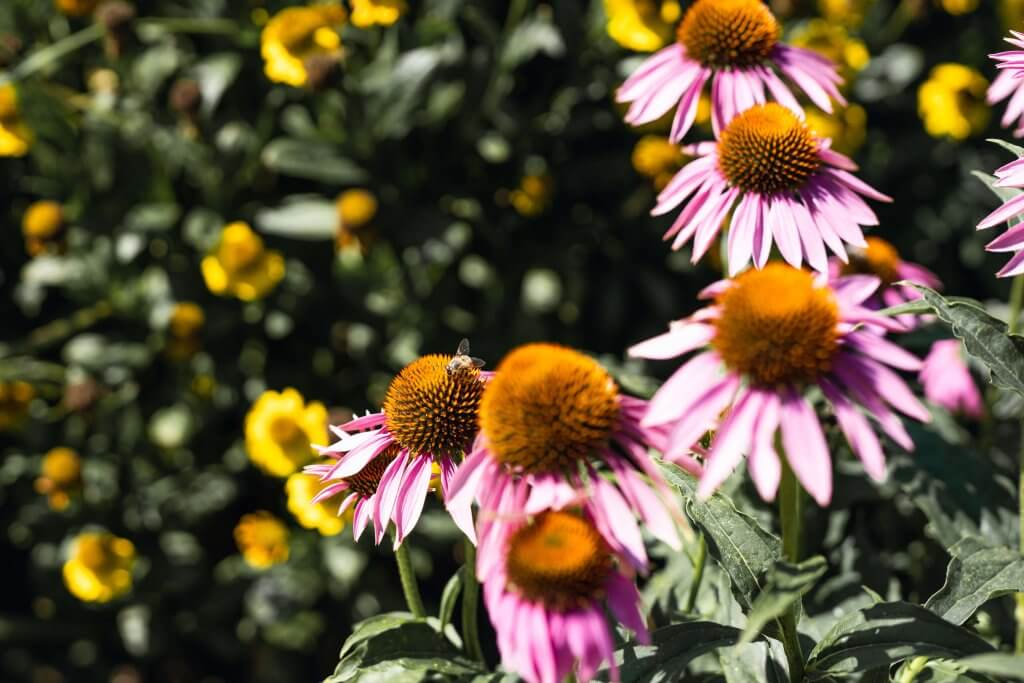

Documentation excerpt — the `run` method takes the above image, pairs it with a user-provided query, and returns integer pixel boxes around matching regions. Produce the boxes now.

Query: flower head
[604,0,682,52]
[201,222,285,301]
[286,472,351,536]
[918,64,989,140]
[616,0,845,141]
[235,511,290,569]
[0,380,34,431]
[446,343,687,571]
[35,447,82,511]
[261,5,346,87]
[989,31,1024,137]
[336,188,379,252]
[245,388,328,477]
[63,531,135,602]
[481,510,648,683]
[350,0,407,28]
[0,85,32,157]
[975,151,1024,277]
[22,200,65,256]
[919,339,983,419]
[308,346,488,548]
[831,236,941,318]
[656,103,891,274]
[630,264,929,506]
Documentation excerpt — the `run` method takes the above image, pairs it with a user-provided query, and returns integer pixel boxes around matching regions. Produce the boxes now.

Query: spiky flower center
[712,264,839,386]
[344,445,400,497]
[479,343,620,475]
[678,0,779,68]
[717,104,821,195]
[841,236,901,286]
[506,511,612,610]
[383,355,484,457]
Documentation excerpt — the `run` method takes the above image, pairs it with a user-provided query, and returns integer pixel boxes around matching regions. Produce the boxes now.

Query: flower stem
[779,461,806,683]
[392,532,426,618]
[461,538,484,663]
[684,533,707,614]
[1009,275,1024,653]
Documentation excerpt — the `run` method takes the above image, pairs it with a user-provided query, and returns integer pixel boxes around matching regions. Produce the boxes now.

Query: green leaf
[926,537,1024,625]
[604,621,742,682]
[659,462,781,611]
[262,138,369,185]
[191,53,242,115]
[805,601,994,679]
[255,197,338,240]
[909,285,1024,398]
[719,642,788,683]
[500,14,565,69]
[437,569,463,633]
[988,138,1024,159]
[740,557,828,644]
[958,653,1024,679]
[877,299,935,317]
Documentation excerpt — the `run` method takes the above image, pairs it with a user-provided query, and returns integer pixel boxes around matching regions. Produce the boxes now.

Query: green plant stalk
[1010,275,1024,654]
[779,461,806,682]
[897,656,929,683]
[683,533,707,614]
[2,24,103,84]
[392,533,426,618]
[461,538,484,663]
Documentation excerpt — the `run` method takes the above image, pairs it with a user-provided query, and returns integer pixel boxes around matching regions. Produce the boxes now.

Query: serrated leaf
[740,556,828,644]
[600,621,742,682]
[438,569,463,633]
[255,197,338,240]
[926,537,1024,625]
[262,138,369,184]
[805,601,994,679]
[958,653,1024,679]
[910,285,1024,398]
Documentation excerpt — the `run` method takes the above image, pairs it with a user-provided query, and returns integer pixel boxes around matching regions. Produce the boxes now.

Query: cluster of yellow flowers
[918,63,990,140]
[63,531,135,602]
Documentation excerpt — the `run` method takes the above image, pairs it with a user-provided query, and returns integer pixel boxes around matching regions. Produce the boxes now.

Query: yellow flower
[510,174,554,217]
[286,472,350,536]
[1000,0,1024,29]
[201,222,285,301]
[22,200,65,256]
[937,0,978,13]
[789,20,869,88]
[245,388,328,478]
[0,380,34,431]
[335,188,379,252]
[166,302,204,360]
[235,511,290,569]
[805,104,867,156]
[0,85,32,157]
[35,447,82,511]
[260,5,347,87]
[604,0,682,52]
[63,531,135,602]
[917,63,989,140]
[55,0,98,17]
[817,0,873,28]
[631,135,686,190]
[350,0,407,28]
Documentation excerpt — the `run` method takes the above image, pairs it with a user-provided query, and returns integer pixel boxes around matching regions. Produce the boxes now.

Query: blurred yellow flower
[55,0,98,17]
[806,104,867,155]
[604,0,682,52]
[260,5,346,87]
[790,20,869,88]
[631,135,685,190]
[510,174,554,217]
[286,472,349,536]
[0,380,34,431]
[918,63,989,140]
[63,532,135,602]
[166,302,204,360]
[817,0,873,28]
[351,0,407,28]
[35,447,82,511]
[201,222,284,301]
[937,0,978,13]
[245,388,328,478]
[1000,0,1024,29]
[235,511,290,569]
[0,85,32,157]
[336,189,379,252]
[22,200,65,256]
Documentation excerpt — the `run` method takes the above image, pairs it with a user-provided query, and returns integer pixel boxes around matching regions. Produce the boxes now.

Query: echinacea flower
[830,236,941,314]
[308,349,488,548]
[918,63,989,140]
[63,531,135,602]
[260,5,346,87]
[630,263,929,506]
[655,103,891,274]
[976,152,1024,276]
[245,388,328,478]
[919,339,983,419]
[235,511,290,569]
[989,31,1024,137]
[481,509,648,683]
[446,343,689,571]
[616,0,845,141]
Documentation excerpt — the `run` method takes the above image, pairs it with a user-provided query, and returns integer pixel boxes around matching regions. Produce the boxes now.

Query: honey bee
[446,338,486,376]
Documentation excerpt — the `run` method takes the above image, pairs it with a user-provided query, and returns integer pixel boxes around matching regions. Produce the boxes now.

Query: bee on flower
[63,531,135,603]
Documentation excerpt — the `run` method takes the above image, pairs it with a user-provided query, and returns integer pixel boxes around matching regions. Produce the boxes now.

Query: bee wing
[456,338,471,356]
[471,356,486,368]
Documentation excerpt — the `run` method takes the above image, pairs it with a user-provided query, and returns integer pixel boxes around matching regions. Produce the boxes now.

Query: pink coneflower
[629,263,929,506]
[988,31,1024,138]
[307,351,487,548]
[977,152,1024,276]
[446,343,692,571]
[481,508,647,683]
[616,0,845,141]
[919,340,983,419]
[655,103,891,274]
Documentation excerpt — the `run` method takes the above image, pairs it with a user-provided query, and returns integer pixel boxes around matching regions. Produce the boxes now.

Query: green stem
[461,539,484,663]
[779,461,805,682]
[1009,275,1024,335]
[898,656,929,683]
[1,24,104,84]
[684,533,707,614]
[392,533,426,618]
[1009,275,1024,653]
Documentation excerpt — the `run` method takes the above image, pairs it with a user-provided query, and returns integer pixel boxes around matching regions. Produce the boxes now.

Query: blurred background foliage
[1,0,1024,681]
